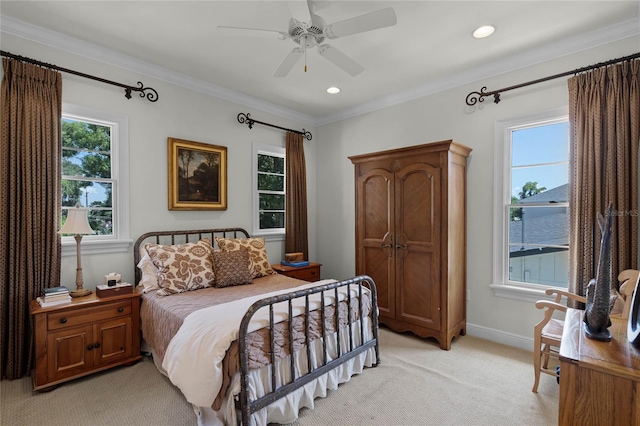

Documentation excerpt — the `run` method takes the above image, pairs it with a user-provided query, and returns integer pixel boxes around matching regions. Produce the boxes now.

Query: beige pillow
[145,239,215,296]
[215,237,276,278]
[213,249,253,288]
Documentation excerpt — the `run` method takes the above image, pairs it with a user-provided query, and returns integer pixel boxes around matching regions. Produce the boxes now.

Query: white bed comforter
[162,278,369,408]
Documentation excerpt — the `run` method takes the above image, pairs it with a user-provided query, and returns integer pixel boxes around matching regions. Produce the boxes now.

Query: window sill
[61,238,133,256]
[252,233,285,243]
[489,283,561,304]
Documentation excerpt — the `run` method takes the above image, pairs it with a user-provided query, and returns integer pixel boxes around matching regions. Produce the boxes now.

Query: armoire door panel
[363,245,395,318]
[360,171,393,241]
[394,163,441,329]
[356,168,395,318]
[395,164,440,246]
[396,251,440,329]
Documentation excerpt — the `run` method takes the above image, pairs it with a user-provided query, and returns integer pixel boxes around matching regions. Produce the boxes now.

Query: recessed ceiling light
[327,86,341,94]
[473,25,495,39]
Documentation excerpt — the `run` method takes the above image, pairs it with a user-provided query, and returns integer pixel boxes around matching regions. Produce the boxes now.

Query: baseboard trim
[466,323,533,352]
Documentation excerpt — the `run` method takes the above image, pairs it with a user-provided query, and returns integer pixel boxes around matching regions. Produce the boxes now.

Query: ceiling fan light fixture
[327,86,341,94]
[473,25,495,39]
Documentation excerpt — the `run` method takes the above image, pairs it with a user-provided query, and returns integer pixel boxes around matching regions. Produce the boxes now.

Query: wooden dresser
[30,292,142,391]
[349,140,471,350]
[559,308,640,425]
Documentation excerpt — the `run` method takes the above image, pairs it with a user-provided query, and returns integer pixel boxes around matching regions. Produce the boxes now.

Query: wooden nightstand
[272,262,322,282]
[30,292,142,391]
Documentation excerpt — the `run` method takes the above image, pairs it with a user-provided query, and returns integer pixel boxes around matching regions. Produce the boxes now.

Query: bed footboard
[237,275,380,425]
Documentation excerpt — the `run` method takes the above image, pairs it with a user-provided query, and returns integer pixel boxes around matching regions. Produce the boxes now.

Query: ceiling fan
[218,1,397,77]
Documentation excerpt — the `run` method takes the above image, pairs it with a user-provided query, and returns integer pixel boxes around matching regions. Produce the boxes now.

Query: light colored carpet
[1,328,558,425]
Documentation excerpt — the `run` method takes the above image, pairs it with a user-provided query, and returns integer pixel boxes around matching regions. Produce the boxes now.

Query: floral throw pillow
[215,237,277,278]
[213,249,253,288]
[145,239,215,296]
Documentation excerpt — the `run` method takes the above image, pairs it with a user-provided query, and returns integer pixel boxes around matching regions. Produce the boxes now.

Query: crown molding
[2,14,638,128]
[314,17,640,126]
[0,15,316,126]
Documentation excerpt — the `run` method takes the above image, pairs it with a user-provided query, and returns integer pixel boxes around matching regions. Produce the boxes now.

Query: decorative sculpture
[583,202,613,341]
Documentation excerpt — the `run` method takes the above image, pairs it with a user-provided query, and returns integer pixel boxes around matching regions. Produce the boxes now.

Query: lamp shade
[59,205,95,235]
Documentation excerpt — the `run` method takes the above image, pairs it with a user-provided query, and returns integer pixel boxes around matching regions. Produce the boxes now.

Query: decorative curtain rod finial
[236,112,312,141]
[300,129,312,141]
[124,82,158,102]
[237,112,255,129]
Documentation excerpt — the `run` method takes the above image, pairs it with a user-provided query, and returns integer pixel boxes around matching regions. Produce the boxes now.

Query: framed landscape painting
[167,138,227,210]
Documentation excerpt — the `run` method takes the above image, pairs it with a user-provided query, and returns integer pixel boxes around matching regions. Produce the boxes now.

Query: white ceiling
[1,1,639,125]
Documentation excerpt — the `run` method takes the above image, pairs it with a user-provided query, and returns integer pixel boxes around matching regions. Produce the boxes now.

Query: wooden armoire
[349,140,471,350]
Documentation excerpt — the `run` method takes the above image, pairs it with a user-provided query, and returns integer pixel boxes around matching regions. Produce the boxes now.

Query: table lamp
[59,203,95,297]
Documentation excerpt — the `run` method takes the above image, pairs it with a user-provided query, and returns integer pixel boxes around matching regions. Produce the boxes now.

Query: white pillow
[137,253,159,293]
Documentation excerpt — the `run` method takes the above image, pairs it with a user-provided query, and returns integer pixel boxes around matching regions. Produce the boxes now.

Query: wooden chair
[531,269,640,393]
[531,288,585,393]
[615,269,640,319]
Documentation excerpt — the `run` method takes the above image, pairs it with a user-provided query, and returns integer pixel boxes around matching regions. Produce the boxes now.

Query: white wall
[1,34,317,290]
[315,37,640,349]
[3,29,639,350]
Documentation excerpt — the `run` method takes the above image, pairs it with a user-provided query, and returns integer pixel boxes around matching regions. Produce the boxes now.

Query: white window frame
[61,103,131,256]
[252,142,285,241]
[490,107,569,303]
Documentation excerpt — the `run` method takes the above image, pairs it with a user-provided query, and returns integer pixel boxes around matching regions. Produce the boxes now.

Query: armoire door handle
[380,243,393,248]
[395,244,408,249]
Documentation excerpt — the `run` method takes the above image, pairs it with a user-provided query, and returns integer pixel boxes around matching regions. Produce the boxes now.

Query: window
[491,108,569,301]
[61,104,130,255]
[252,143,285,239]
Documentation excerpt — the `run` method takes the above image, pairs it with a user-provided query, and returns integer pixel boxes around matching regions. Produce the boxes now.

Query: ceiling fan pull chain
[304,35,308,72]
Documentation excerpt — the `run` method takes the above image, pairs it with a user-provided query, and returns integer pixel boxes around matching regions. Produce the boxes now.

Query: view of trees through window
[508,121,569,288]
[257,153,285,230]
[61,117,114,236]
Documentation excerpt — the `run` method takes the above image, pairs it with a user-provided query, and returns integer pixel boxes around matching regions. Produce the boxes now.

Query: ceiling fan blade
[324,7,397,39]
[217,25,288,39]
[273,48,304,77]
[317,44,364,76]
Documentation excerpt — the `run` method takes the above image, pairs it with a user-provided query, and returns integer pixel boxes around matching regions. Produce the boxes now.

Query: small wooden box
[285,252,304,262]
[96,283,133,298]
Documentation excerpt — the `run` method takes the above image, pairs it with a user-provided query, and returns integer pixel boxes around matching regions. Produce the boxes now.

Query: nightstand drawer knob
[118,307,124,313]
[60,317,67,324]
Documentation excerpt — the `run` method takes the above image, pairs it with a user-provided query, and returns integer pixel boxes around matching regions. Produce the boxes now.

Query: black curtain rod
[237,112,312,141]
[0,50,158,102]
[465,52,640,106]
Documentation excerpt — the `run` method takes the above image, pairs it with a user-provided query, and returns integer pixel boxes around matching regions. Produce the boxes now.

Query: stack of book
[36,286,71,307]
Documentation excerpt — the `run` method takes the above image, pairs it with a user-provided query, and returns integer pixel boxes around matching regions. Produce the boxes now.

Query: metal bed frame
[133,228,380,425]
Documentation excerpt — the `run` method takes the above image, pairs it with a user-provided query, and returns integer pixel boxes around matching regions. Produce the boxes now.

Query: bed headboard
[133,227,250,285]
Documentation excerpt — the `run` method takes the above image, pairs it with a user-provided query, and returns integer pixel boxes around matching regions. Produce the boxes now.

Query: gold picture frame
[168,138,227,210]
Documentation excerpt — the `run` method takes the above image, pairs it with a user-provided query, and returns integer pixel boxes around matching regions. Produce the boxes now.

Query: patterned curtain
[0,59,62,379]
[285,131,309,259]
[568,59,640,304]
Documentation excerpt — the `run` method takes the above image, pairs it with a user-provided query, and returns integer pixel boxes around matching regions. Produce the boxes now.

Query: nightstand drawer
[48,300,132,331]
[286,267,320,281]
[271,262,322,282]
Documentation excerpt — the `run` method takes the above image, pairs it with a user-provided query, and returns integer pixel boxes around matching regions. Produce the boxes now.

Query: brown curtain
[285,131,309,259]
[568,59,640,302]
[1,59,62,380]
